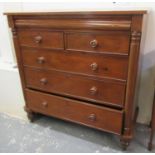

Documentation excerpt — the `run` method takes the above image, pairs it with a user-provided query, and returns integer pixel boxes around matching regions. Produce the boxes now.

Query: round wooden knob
[88,114,96,121]
[90,62,98,71]
[90,86,98,95]
[34,36,42,44]
[40,78,47,85]
[90,39,98,48]
[37,57,45,64]
[42,101,48,107]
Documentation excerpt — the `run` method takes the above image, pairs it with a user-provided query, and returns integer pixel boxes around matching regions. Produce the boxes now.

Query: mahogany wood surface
[25,89,123,135]
[15,19,131,31]
[65,31,130,54]
[5,11,146,150]
[21,47,128,81]
[24,67,126,108]
[4,10,146,16]
[18,29,64,50]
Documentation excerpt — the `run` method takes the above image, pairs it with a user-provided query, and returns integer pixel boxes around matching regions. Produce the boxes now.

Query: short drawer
[22,48,128,80]
[24,67,126,107]
[65,31,130,54]
[25,89,123,135]
[18,29,64,49]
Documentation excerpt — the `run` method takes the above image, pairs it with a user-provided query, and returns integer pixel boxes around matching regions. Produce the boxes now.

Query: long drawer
[25,89,123,135]
[65,31,130,54]
[22,48,128,80]
[24,67,126,107]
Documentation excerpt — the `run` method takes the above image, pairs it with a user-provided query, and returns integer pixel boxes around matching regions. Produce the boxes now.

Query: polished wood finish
[5,11,146,150]
[25,89,123,135]
[24,67,126,107]
[65,31,130,54]
[15,19,131,31]
[4,10,147,16]
[18,29,64,50]
[123,20,143,147]
[21,48,128,80]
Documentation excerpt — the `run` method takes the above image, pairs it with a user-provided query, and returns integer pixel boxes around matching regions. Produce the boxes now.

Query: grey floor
[0,113,154,153]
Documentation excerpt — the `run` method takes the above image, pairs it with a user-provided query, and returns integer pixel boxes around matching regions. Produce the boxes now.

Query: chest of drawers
[5,11,146,150]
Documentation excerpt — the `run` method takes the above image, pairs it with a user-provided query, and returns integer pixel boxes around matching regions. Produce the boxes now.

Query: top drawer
[18,29,64,50]
[65,31,130,54]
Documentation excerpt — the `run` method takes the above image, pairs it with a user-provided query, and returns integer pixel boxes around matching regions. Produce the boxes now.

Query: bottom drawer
[25,89,123,135]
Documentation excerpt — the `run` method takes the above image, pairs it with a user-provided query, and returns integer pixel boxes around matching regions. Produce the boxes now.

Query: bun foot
[148,126,154,151]
[27,111,35,122]
[148,142,153,151]
[24,106,37,122]
[120,139,129,151]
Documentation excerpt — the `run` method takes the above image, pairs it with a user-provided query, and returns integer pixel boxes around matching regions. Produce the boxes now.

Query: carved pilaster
[122,31,142,146]
[12,28,17,37]
[7,15,15,29]
[131,31,141,43]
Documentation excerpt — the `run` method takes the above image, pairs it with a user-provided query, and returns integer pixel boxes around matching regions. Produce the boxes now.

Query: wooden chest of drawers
[5,11,146,150]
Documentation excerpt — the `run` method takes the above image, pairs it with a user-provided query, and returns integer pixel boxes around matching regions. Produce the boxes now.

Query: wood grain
[24,67,126,108]
[25,89,123,135]
[18,29,64,50]
[21,47,128,81]
[65,31,130,54]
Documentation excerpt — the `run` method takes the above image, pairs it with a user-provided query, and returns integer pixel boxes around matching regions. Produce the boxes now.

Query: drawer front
[18,29,64,49]
[24,67,126,107]
[25,89,123,135]
[22,48,128,80]
[65,31,130,54]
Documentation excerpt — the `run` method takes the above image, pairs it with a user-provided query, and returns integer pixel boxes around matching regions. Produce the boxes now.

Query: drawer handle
[90,62,98,71]
[37,57,45,64]
[90,86,98,95]
[90,40,98,48]
[40,78,48,85]
[88,114,96,121]
[42,101,48,107]
[34,36,42,44]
